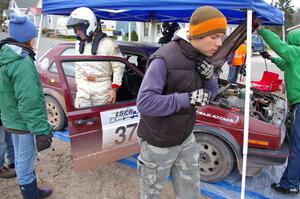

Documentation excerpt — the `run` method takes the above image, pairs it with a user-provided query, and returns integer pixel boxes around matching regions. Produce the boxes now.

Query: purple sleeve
[137,58,190,116]
[203,74,218,101]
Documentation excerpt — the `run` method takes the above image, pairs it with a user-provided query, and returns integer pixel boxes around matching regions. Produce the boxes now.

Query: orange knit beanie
[189,6,227,39]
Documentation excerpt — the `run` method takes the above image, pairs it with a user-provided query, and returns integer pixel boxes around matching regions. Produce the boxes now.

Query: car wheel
[45,95,67,131]
[195,133,234,182]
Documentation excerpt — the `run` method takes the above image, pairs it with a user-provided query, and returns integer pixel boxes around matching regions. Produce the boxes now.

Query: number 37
[115,123,138,144]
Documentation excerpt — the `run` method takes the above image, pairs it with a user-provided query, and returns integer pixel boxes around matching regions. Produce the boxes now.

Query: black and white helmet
[161,22,171,36]
[66,7,97,38]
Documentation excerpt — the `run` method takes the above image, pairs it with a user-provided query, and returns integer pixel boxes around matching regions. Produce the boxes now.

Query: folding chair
[251,71,282,92]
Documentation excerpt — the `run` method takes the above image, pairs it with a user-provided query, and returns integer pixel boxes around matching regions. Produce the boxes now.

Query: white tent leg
[148,22,152,42]
[36,14,44,61]
[282,25,285,42]
[241,9,253,199]
[128,22,131,41]
[138,22,142,42]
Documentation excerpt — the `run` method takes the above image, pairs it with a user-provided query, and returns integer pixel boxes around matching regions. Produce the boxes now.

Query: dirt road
[0,138,209,199]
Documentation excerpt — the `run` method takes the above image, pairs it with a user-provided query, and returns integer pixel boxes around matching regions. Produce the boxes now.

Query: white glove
[189,89,211,106]
[195,57,214,80]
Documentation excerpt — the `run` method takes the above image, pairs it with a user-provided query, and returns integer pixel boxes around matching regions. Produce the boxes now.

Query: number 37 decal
[100,106,140,147]
[115,123,138,144]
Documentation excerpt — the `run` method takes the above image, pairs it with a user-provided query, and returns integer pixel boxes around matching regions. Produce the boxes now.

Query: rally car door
[55,55,142,172]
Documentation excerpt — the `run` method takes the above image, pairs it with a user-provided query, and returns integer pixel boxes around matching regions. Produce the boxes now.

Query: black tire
[45,95,67,131]
[195,133,234,182]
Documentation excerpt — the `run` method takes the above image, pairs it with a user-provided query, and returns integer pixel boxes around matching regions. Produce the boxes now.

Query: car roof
[50,40,161,58]
[117,41,160,57]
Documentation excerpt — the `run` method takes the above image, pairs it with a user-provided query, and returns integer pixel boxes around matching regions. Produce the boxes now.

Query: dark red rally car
[36,40,289,183]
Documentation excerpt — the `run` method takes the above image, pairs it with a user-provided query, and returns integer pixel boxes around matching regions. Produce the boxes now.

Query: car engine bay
[213,80,286,127]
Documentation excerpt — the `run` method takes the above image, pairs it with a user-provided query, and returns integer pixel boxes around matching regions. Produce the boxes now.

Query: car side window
[123,53,147,73]
[49,62,58,74]
[49,62,75,77]
[61,60,143,109]
[61,48,76,56]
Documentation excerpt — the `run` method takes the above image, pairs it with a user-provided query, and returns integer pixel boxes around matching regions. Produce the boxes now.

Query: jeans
[11,133,37,185]
[280,103,300,189]
[227,65,241,83]
[0,125,15,169]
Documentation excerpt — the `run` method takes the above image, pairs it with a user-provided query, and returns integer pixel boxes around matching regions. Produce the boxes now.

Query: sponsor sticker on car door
[100,106,140,148]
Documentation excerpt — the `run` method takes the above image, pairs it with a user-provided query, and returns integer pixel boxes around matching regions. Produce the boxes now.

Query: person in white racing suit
[67,7,125,108]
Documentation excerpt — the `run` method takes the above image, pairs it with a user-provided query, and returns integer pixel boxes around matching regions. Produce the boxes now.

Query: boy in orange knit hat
[136,6,227,199]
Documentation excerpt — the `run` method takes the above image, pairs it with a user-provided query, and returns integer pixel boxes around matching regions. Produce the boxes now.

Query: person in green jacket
[0,14,53,199]
[257,25,300,194]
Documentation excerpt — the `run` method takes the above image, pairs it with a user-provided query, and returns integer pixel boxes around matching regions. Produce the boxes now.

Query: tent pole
[128,22,131,41]
[36,14,44,62]
[241,9,253,199]
[282,25,285,42]
[138,22,142,42]
[148,22,152,42]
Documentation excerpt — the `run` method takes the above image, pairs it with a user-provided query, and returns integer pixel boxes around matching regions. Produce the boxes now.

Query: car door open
[55,55,142,171]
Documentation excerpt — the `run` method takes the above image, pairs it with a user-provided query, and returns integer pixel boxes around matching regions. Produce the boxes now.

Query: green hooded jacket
[0,44,52,135]
[258,28,300,105]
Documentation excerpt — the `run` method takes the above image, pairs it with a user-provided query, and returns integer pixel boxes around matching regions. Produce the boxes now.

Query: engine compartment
[213,80,286,127]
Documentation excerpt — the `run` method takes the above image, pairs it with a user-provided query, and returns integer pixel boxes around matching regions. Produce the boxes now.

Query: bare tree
[0,0,9,22]
[268,0,295,38]
[293,8,300,26]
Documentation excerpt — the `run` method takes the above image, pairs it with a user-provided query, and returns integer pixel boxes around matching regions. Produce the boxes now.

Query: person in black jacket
[158,22,180,44]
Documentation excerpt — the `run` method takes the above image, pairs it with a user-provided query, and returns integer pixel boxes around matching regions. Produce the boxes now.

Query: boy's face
[191,33,224,57]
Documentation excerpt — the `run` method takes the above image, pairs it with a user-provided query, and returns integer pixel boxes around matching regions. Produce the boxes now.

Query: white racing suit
[74,37,125,108]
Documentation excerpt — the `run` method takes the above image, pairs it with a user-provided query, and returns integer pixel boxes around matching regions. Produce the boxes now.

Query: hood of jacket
[0,38,35,68]
[287,29,300,46]
[172,27,190,43]
[0,44,25,67]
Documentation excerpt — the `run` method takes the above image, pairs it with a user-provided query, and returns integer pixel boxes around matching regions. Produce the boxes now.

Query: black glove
[35,132,53,152]
[189,89,211,107]
[239,64,246,76]
[260,51,272,60]
[252,19,260,30]
[195,56,214,80]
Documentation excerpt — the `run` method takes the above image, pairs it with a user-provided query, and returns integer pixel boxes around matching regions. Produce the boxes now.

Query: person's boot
[271,183,299,194]
[8,163,15,168]
[19,179,39,199]
[38,187,52,198]
[0,166,16,178]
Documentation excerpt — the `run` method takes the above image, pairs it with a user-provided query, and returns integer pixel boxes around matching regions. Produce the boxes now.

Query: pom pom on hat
[189,6,227,39]
[8,13,37,43]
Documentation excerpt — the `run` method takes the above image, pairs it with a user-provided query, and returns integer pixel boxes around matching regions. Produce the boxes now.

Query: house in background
[2,9,14,20]
[3,0,41,27]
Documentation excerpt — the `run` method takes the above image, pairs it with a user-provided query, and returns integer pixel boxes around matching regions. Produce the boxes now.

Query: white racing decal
[197,111,239,124]
[100,106,140,148]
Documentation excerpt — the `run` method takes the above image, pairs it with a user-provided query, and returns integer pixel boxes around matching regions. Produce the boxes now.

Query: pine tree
[268,0,295,38]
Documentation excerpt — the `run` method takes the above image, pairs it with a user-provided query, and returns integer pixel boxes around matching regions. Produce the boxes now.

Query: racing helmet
[161,22,170,35]
[170,22,180,33]
[66,7,97,39]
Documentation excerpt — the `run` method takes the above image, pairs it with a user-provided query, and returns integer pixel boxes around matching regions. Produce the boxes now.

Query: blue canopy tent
[42,0,283,25]
[40,1,284,198]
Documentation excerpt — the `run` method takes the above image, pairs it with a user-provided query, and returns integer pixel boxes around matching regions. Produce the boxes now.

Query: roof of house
[27,7,41,15]
[14,0,36,8]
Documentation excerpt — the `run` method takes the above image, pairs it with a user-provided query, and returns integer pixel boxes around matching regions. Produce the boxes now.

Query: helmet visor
[66,17,89,35]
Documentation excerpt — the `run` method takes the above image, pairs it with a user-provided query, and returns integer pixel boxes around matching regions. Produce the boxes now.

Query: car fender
[193,125,243,174]
[43,88,67,114]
